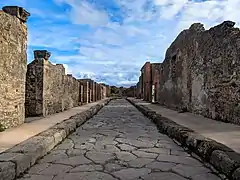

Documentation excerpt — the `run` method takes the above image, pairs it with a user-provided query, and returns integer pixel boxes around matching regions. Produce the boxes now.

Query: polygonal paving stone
[117,144,137,151]
[66,149,86,157]
[54,139,74,150]
[19,174,54,180]
[172,164,211,178]
[170,150,190,156]
[53,172,117,180]
[157,154,203,166]
[94,144,120,153]
[131,150,158,159]
[146,161,177,171]
[53,155,91,166]
[115,138,154,148]
[142,172,187,180]
[38,152,68,163]
[74,142,94,150]
[104,163,127,172]
[138,147,170,154]
[113,168,151,180]
[128,158,154,168]
[86,152,115,164]
[115,152,137,162]
[70,164,103,172]
[28,163,72,175]
[192,173,221,180]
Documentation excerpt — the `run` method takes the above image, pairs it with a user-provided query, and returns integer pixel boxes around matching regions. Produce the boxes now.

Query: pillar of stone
[78,81,84,105]
[94,82,98,101]
[92,81,96,102]
[82,80,89,104]
[25,50,53,117]
[0,6,30,129]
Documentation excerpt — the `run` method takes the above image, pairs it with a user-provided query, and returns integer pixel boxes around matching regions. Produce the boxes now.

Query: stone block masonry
[0,6,30,129]
[25,50,80,117]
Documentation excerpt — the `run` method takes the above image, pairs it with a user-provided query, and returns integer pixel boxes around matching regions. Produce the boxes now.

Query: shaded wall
[0,7,30,129]
[158,21,240,125]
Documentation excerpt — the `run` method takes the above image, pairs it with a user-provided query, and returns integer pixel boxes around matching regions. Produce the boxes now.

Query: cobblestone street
[18,99,221,180]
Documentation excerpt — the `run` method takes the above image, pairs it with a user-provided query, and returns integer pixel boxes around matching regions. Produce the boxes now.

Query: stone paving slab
[17,99,221,180]
[127,98,240,180]
[0,98,112,180]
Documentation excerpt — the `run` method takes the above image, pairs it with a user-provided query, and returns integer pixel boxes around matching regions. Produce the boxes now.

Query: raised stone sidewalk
[127,98,240,180]
[0,98,112,180]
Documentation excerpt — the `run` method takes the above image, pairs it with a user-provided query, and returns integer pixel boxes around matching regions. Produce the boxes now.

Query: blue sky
[1,0,240,87]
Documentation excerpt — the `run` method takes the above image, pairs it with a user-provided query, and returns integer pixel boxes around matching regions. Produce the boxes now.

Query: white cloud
[55,0,109,26]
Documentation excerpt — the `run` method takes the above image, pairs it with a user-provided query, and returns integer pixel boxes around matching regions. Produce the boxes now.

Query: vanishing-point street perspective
[0,0,240,180]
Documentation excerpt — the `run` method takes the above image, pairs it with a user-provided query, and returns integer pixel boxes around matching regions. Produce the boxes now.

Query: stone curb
[0,98,112,180]
[126,98,240,180]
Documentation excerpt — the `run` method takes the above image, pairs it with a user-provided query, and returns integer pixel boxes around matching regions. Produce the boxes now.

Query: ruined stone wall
[92,81,95,102]
[141,62,151,101]
[151,63,161,102]
[25,59,44,116]
[158,21,240,125]
[26,51,80,117]
[0,8,29,128]
[62,74,79,110]
[96,83,101,100]
[43,61,65,116]
[101,84,107,99]
[79,79,89,104]
[94,82,97,101]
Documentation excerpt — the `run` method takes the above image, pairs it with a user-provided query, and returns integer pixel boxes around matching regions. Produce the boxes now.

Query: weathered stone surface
[232,167,240,180]
[25,55,80,117]
[0,152,32,176]
[172,164,211,178]
[113,168,151,180]
[0,161,15,180]
[0,9,28,129]
[2,6,30,23]
[210,150,240,177]
[54,172,117,180]
[155,21,240,125]
[142,172,187,180]
[146,161,177,171]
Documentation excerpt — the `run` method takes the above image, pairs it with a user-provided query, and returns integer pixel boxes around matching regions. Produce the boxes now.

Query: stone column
[92,81,96,102]
[82,81,89,104]
[0,6,30,129]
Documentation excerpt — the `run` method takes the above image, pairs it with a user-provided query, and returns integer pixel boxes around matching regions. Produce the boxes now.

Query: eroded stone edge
[0,98,113,180]
[126,98,240,180]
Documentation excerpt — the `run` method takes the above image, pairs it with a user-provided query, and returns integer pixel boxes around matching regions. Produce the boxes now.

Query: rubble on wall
[0,6,30,129]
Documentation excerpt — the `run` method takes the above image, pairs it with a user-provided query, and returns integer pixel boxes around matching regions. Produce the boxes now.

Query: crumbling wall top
[2,6,30,23]
[189,23,205,32]
[34,50,51,60]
